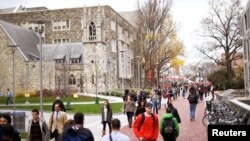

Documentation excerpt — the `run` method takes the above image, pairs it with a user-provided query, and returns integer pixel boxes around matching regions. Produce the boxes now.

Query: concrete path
[0,93,125,141]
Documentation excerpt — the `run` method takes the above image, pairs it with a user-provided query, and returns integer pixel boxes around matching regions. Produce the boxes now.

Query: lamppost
[119,50,125,96]
[91,60,99,104]
[8,44,17,115]
[31,19,49,117]
[107,59,112,100]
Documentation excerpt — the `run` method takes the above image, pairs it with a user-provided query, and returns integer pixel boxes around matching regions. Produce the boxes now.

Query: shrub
[208,68,244,90]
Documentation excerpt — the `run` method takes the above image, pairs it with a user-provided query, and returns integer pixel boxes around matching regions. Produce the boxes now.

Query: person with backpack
[133,102,159,141]
[101,118,130,141]
[27,109,49,141]
[63,112,94,141]
[167,103,181,123]
[187,86,198,121]
[160,107,179,141]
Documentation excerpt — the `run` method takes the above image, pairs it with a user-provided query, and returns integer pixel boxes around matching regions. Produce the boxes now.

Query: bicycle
[202,100,213,128]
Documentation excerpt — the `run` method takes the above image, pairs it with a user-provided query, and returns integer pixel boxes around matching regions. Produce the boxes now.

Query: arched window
[69,74,76,85]
[89,21,96,41]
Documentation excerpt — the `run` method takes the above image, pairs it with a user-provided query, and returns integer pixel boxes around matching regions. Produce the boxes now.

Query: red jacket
[133,113,159,141]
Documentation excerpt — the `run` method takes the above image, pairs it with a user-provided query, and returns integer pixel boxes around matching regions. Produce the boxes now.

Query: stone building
[241,0,250,97]
[0,20,55,95]
[0,5,135,94]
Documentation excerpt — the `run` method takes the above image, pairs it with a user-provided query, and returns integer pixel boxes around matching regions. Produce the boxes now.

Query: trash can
[13,112,25,132]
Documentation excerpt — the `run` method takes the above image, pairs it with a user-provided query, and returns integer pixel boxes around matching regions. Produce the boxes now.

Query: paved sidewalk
[0,93,125,141]
[120,96,209,141]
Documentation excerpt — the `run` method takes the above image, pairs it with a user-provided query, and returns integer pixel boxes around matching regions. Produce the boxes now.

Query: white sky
[0,0,248,65]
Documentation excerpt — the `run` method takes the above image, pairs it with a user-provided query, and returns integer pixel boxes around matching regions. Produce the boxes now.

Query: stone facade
[0,26,55,95]
[0,5,135,93]
[241,0,250,97]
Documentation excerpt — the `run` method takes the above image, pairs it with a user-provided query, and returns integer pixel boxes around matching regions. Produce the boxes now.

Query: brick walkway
[120,96,208,141]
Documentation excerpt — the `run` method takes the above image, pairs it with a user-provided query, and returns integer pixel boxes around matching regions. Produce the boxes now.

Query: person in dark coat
[135,100,146,118]
[101,100,113,136]
[62,113,94,141]
[167,103,181,123]
[0,114,20,141]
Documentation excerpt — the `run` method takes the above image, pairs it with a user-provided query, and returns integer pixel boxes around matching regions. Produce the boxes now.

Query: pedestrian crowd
[0,82,216,141]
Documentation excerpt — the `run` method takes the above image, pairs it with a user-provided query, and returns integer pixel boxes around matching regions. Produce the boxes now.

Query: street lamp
[30,19,49,117]
[8,44,17,115]
[119,50,125,96]
[91,60,99,104]
[107,59,112,100]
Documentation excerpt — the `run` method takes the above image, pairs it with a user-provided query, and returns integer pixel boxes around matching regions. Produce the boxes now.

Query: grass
[0,96,103,104]
[0,103,123,114]
[20,132,28,139]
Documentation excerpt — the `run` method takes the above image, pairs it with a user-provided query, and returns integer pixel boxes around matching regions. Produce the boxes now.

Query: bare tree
[136,0,182,87]
[197,0,243,81]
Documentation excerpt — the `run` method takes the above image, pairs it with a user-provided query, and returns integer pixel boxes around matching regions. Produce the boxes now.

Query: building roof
[0,20,40,60]
[41,43,83,61]
[0,7,16,14]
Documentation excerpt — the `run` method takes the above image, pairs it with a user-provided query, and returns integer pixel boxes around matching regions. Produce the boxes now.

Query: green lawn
[0,96,103,104]
[0,103,123,114]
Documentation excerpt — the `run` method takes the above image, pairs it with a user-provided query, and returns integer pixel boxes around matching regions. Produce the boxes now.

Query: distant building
[0,5,135,95]
[241,0,250,96]
[220,52,243,68]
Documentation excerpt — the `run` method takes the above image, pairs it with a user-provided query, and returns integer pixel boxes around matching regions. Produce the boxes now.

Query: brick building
[0,5,135,95]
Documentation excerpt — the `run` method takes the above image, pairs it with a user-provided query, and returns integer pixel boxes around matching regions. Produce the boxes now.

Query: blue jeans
[190,103,196,119]
[152,101,158,114]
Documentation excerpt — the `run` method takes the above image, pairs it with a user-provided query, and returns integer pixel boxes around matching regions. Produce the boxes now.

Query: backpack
[138,113,155,131]
[63,127,88,141]
[189,93,196,103]
[163,118,175,139]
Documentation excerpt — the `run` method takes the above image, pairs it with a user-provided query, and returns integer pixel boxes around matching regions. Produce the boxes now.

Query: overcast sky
[0,0,248,65]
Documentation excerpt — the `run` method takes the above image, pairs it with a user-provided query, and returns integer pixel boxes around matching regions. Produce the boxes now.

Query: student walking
[27,109,49,141]
[124,95,136,128]
[101,119,130,141]
[101,100,113,136]
[187,87,198,121]
[49,103,68,141]
[6,88,13,105]
[133,102,159,141]
[62,112,94,141]
[160,107,179,141]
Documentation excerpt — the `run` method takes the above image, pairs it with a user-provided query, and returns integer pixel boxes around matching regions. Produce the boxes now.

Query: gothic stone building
[0,5,135,95]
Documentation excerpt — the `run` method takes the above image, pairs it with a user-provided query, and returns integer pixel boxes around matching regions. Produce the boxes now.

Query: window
[56,59,65,63]
[53,38,70,44]
[69,74,76,85]
[70,56,82,64]
[89,22,96,41]
[53,20,70,30]
[111,19,116,31]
